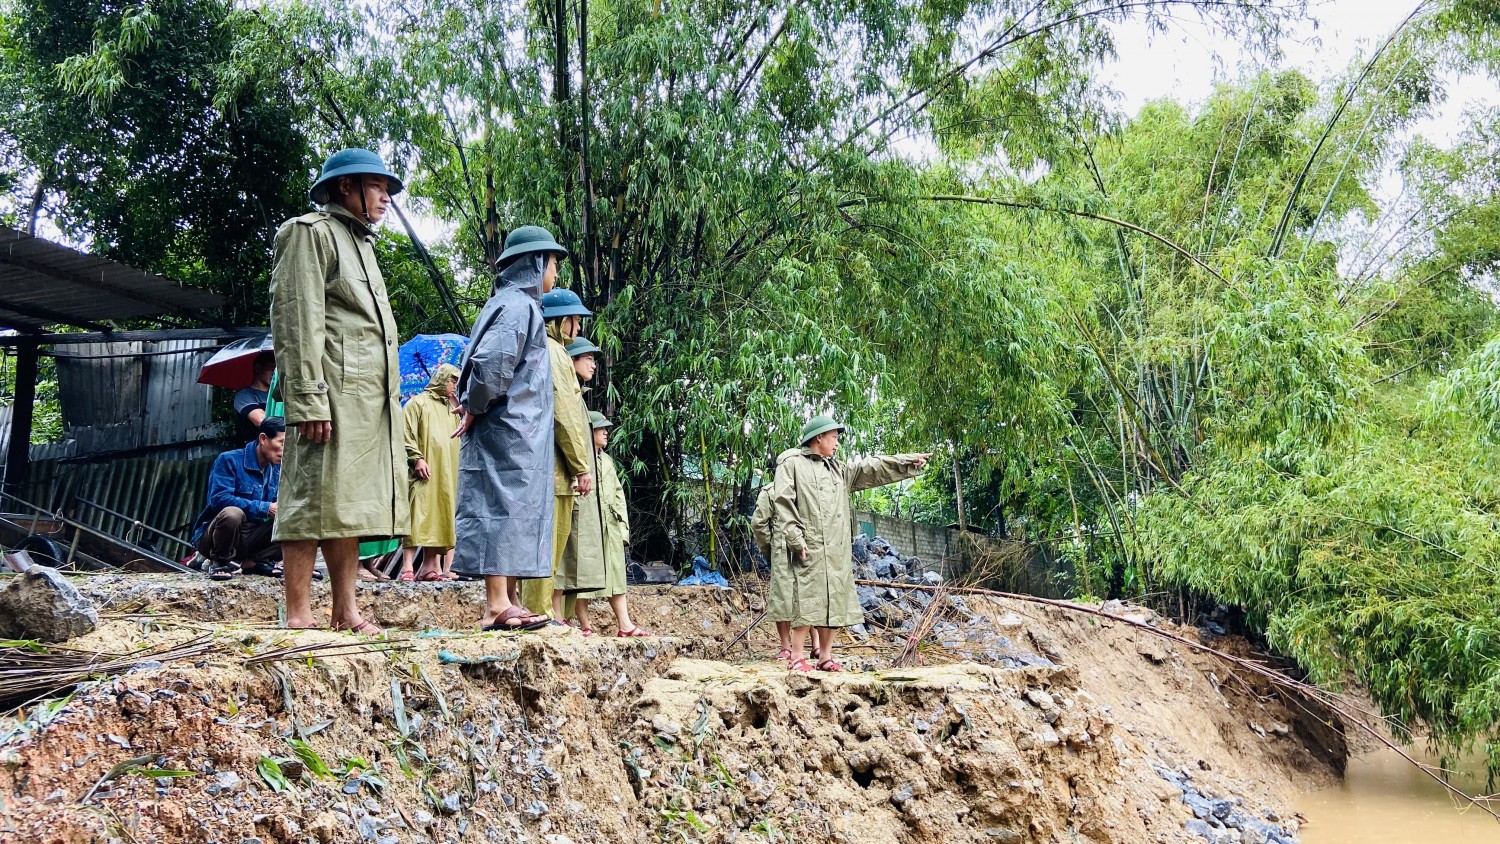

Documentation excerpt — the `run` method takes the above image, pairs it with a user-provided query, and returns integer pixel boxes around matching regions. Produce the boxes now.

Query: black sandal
[206,561,240,581]
[480,606,549,632]
[243,561,285,578]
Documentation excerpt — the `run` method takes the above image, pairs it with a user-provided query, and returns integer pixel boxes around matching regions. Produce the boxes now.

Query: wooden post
[4,338,39,499]
[952,450,967,534]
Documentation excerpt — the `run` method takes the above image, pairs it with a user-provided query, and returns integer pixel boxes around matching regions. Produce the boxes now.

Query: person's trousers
[195,507,280,566]
[521,495,573,616]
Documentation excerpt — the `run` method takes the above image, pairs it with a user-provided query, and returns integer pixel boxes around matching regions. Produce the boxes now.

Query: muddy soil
[0,575,1339,843]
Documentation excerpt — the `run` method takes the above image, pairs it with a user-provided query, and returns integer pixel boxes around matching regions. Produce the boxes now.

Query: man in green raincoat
[751,449,801,660]
[774,415,930,672]
[520,289,604,620]
[270,148,410,634]
[574,411,652,637]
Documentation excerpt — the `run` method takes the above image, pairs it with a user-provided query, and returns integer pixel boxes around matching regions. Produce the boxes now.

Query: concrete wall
[853,510,953,564]
[852,510,1070,598]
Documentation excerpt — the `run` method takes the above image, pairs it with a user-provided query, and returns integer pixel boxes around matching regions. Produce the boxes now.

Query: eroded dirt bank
[1,576,1342,843]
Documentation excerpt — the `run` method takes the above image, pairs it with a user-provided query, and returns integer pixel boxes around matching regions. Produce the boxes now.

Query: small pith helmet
[800,415,845,445]
[497,225,569,267]
[541,288,592,319]
[589,410,614,430]
[566,337,603,358]
[309,148,404,204]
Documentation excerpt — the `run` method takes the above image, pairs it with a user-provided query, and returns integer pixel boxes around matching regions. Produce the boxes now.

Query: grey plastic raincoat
[452,254,556,577]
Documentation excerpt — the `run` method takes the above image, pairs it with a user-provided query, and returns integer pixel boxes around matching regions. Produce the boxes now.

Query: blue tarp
[677,555,730,588]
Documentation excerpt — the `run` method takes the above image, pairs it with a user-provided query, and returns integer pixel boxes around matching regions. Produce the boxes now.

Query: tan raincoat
[581,450,629,599]
[521,324,603,609]
[402,364,460,549]
[270,203,409,541]
[751,448,801,622]
[773,448,926,628]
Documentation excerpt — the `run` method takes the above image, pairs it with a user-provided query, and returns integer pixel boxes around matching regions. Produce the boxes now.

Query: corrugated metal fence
[8,339,226,552]
[21,443,223,553]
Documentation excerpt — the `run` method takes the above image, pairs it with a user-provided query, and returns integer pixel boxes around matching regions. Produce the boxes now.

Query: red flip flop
[617,627,654,638]
[787,658,815,673]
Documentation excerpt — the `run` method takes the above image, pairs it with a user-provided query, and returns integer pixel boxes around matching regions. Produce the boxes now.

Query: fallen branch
[1,635,217,708]
[242,640,411,667]
[856,578,1500,822]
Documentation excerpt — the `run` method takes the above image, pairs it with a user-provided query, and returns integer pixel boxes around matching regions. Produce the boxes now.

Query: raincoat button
[317,382,326,390]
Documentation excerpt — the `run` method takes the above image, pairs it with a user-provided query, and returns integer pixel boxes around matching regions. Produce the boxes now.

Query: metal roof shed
[0,225,226,331]
[0,225,229,497]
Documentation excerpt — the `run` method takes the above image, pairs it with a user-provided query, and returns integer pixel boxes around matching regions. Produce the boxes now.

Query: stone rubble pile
[1153,763,1299,844]
[847,534,1054,669]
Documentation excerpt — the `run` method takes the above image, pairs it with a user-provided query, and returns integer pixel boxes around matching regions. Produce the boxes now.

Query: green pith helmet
[589,410,614,430]
[567,337,603,358]
[309,148,404,204]
[497,225,569,267]
[800,414,845,445]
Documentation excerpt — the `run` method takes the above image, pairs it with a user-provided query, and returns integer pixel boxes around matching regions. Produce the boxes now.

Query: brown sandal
[341,620,383,637]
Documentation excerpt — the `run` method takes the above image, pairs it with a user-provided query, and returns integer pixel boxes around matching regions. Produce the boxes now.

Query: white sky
[1105,0,1499,145]
[31,1,1497,256]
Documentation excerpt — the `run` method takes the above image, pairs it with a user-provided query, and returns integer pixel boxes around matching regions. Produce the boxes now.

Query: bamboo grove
[6,0,1500,761]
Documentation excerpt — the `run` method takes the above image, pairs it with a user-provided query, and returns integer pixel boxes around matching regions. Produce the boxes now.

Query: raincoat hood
[424,363,460,398]
[495,252,547,301]
[546,319,578,345]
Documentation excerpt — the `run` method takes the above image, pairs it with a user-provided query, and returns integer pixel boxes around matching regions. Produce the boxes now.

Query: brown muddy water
[1298,748,1500,843]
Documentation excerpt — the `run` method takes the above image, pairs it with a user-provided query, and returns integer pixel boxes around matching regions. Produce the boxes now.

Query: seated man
[191,416,285,580]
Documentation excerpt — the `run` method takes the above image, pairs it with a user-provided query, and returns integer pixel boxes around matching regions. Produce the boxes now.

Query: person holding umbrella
[452,226,565,631]
[269,148,409,635]
[774,415,931,672]
[196,335,276,441]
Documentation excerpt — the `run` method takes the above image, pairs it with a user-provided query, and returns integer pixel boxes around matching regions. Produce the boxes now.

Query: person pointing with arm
[773,414,930,672]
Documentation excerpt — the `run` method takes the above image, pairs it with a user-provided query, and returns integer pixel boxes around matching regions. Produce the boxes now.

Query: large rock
[0,566,98,642]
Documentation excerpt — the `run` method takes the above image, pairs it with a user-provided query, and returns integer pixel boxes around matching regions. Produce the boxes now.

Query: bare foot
[284,615,321,629]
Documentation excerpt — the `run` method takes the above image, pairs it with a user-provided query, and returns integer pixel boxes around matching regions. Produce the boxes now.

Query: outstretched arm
[843,452,932,493]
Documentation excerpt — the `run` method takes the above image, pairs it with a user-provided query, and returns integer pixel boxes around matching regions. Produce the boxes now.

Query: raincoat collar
[798,446,838,467]
[321,202,377,239]
[546,320,577,345]
[495,251,547,302]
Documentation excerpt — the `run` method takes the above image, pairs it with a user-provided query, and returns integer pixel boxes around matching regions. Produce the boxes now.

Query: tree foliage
[7,0,1500,760]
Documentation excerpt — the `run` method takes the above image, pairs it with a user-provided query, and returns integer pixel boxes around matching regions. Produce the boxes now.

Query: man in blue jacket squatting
[191,416,285,580]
